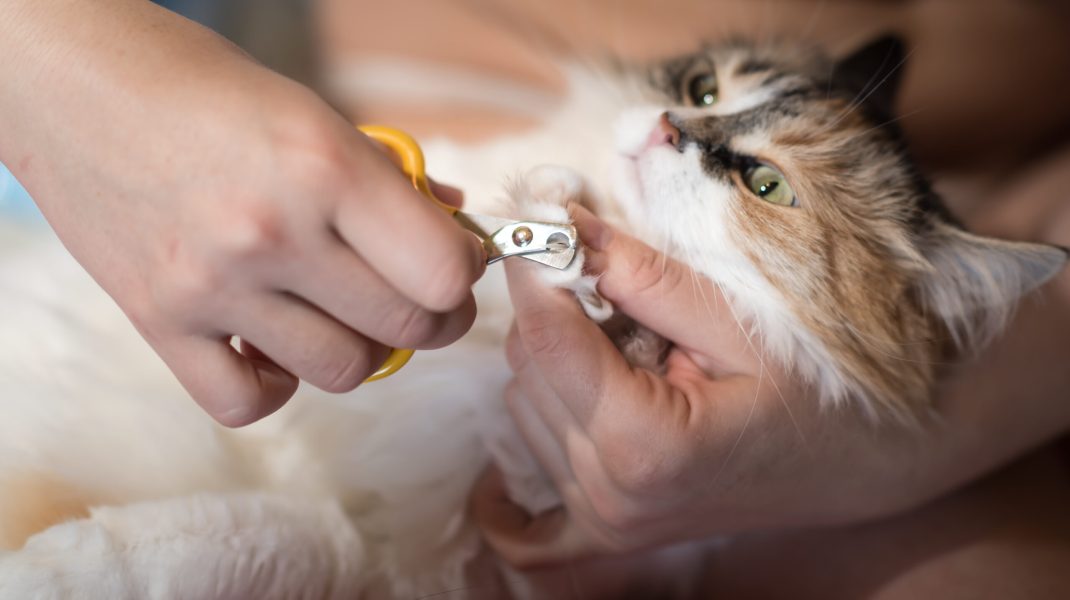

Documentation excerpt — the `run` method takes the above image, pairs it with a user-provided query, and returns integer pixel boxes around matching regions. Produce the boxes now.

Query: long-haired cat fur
[0,36,1064,598]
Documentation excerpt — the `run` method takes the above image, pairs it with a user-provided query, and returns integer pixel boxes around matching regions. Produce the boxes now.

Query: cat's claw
[509,165,614,322]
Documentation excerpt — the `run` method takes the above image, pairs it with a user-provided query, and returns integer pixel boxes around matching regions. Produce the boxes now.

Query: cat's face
[602,39,1065,419]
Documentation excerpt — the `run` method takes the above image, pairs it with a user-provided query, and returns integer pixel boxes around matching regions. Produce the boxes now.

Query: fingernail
[429,179,465,208]
[569,203,613,251]
[216,404,257,428]
[583,248,607,277]
[471,234,489,275]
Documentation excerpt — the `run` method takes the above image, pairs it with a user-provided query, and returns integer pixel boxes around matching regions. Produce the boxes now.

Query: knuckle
[623,243,684,297]
[418,249,475,311]
[587,489,646,534]
[216,200,290,263]
[497,546,544,571]
[504,332,529,372]
[314,350,372,393]
[199,114,347,271]
[263,109,355,219]
[599,435,679,497]
[154,258,224,321]
[287,141,349,196]
[131,237,209,333]
[516,308,569,361]
[386,304,438,348]
[503,380,528,419]
[273,106,351,188]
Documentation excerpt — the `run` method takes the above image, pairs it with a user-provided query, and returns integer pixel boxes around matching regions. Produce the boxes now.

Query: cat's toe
[522,165,585,207]
[506,165,615,323]
[509,165,587,222]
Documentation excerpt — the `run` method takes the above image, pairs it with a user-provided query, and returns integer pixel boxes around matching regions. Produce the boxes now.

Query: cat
[0,36,1065,599]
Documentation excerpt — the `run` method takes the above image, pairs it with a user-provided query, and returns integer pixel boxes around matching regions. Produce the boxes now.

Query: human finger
[469,467,603,568]
[507,336,611,498]
[226,291,391,393]
[284,239,476,349]
[508,363,660,531]
[155,334,299,427]
[366,134,463,208]
[428,179,464,208]
[332,135,485,313]
[503,374,577,489]
[507,255,764,508]
[504,257,683,435]
[504,321,529,372]
[571,205,759,375]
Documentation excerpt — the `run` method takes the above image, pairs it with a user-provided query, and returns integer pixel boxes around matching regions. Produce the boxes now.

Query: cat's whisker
[688,263,705,316]
[705,357,762,493]
[690,267,809,451]
[779,392,812,454]
[686,268,726,361]
[849,106,928,141]
[671,246,782,465]
[827,48,915,130]
[838,321,955,367]
[761,354,811,452]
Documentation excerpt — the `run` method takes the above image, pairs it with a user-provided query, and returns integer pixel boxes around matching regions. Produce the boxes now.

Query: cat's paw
[508,166,613,322]
[480,408,562,516]
[511,164,584,212]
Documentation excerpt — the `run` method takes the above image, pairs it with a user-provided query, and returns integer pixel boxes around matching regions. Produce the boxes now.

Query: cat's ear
[917,220,1067,348]
[833,34,907,118]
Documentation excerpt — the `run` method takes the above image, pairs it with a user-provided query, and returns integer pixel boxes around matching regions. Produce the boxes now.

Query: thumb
[469,466,598,568]
[504,254,639,427]
[572,206,760,375]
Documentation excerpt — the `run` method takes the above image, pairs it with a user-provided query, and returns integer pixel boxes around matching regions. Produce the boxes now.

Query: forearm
[0,1,485,426]
[0,0,321,280]
[0,0,267,193]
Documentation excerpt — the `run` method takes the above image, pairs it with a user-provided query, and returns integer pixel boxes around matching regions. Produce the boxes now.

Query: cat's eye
[743,163,797,207]
[686,73,719,106]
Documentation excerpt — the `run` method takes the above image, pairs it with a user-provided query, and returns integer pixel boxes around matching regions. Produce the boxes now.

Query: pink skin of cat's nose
[642,112,681,153]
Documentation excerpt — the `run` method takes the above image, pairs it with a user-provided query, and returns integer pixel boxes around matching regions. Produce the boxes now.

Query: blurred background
[153,0,319,86]
[4,0,1069,234]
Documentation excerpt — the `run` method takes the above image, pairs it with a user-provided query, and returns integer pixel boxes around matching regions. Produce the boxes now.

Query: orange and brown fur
[0,474,96,549]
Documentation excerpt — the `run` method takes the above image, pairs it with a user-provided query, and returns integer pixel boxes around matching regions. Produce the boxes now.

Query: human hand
[470,205,1070,567]
[0,1,484,426]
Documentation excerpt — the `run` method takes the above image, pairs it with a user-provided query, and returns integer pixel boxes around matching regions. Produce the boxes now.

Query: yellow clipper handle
[358,125,457,215]
[357,125,452,382]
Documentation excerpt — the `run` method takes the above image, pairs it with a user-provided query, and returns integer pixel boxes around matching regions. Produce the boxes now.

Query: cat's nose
[643,112,682,152]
